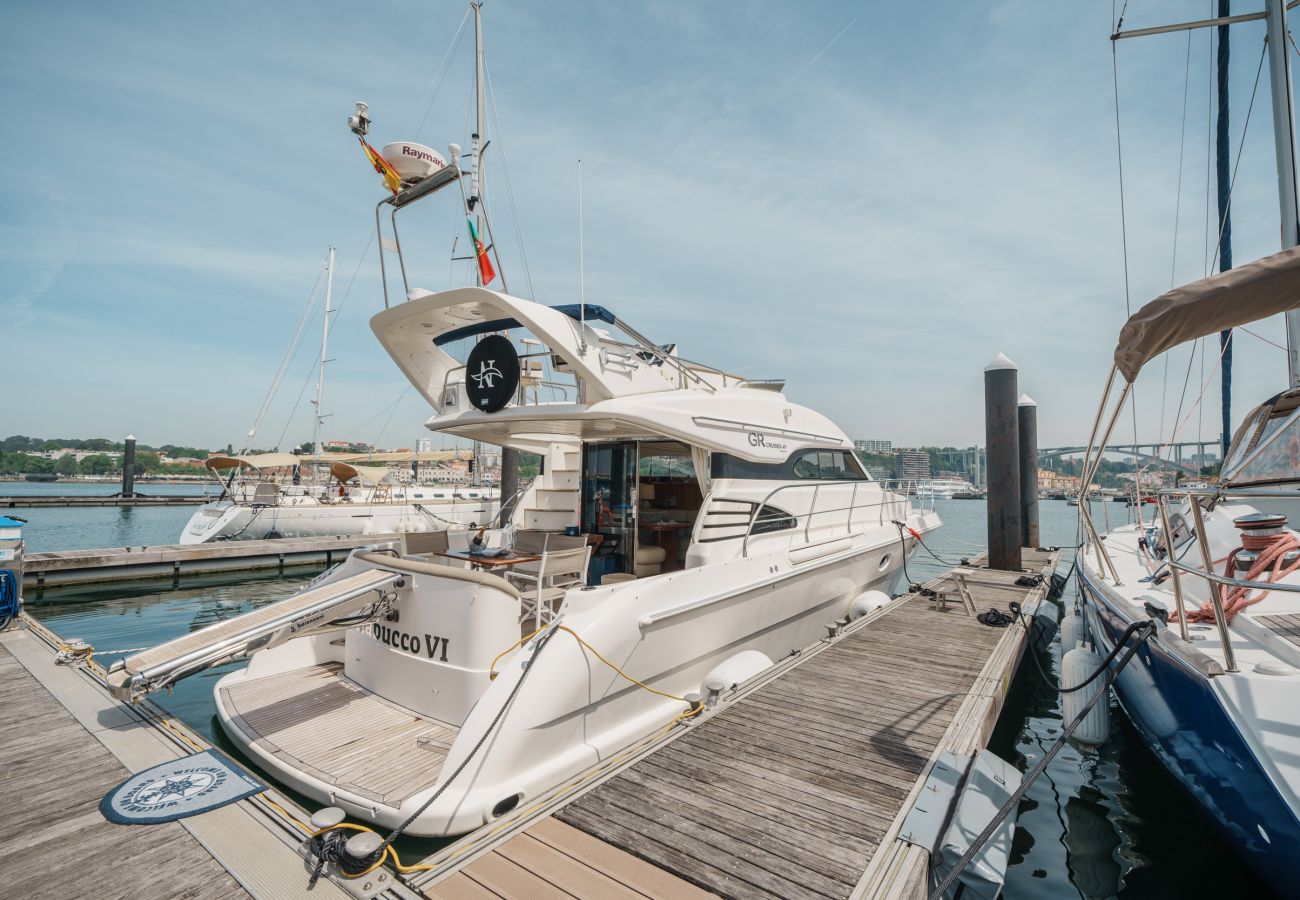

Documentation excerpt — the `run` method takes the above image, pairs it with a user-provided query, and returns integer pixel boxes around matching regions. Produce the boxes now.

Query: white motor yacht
[112,285,939,836]
[108,3,939,838]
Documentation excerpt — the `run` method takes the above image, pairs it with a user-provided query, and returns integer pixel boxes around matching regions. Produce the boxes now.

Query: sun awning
[329,462,388,485]
[204,453,303,470]
[325,450,468,463]
[1114,245,1300,382]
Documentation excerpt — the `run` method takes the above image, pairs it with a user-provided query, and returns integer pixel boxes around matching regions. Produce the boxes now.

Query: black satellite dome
[464,334,519,413]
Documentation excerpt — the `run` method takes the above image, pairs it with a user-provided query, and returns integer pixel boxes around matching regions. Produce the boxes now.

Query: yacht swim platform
[220,662,459,808]
[6,548,1059,899]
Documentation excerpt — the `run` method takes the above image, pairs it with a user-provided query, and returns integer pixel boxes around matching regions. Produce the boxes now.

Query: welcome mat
[100,748,265,825]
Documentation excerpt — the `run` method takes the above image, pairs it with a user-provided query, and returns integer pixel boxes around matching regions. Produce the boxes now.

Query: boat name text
[370,624,450,661]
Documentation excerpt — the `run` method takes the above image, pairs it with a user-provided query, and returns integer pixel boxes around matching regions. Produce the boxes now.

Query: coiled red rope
[1174,531,1300,624]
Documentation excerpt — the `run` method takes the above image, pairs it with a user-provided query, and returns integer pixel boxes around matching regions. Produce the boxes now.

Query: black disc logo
[465,334,519,413]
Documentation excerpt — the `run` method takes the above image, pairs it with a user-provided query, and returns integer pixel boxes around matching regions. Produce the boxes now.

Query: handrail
[1185,498,1238,672]
[739,480,914,558]
[1165,558,1300,595]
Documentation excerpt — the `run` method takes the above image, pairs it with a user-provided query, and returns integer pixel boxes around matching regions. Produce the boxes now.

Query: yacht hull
[212,521,933,836]
[1078,565,1300,896]
[180,497,496,543]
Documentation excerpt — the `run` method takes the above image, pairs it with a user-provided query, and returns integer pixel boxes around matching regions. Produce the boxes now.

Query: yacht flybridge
[108,2,939,838]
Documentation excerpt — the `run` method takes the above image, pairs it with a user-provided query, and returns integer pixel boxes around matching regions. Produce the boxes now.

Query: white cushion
[635,546,667,565]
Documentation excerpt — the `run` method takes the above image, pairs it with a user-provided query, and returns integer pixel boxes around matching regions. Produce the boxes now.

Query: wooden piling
[1019,394,1040,548]
[984,355,1022,570]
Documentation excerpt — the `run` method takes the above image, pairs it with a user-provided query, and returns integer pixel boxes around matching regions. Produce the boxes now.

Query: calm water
[3,480,211,552]
[18,498,1276,895]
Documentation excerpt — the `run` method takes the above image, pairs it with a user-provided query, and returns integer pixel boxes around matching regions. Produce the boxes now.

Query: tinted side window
[751,504,797,534]
[713,449,869,481]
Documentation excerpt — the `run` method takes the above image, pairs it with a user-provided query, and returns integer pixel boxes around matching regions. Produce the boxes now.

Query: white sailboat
[1075,4,1300,894]
[109,2,940,838]
[179,247,498,544]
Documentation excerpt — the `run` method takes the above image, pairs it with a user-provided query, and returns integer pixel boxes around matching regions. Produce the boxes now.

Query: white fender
[701,650,773,706]
[1060,611,1086,653]
[850,590,892,619]
[1061,644,1110,746]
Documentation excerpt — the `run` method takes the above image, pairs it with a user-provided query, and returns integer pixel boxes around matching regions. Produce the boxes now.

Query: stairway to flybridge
[518,443,580,532]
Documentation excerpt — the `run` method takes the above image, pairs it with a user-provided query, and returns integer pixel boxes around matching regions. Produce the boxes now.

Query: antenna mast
[578,158,587,350]
[1265,0,1300,384]
[471,2,486,483]
[312,246,335,462]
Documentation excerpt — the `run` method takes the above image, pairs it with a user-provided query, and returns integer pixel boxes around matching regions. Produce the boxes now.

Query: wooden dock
[0,620,349,899]
[1,494,210,508]
[409,548,1060,900]
[22,533,398,589]
[1,548,1060,900]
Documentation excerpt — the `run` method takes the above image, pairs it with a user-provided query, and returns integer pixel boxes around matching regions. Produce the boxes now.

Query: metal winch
[1232,513,1300,571]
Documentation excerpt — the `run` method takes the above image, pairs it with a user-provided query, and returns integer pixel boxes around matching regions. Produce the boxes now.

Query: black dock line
[928,620,1156,900]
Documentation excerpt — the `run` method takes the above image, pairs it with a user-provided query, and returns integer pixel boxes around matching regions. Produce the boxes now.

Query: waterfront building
[893,449,931,481]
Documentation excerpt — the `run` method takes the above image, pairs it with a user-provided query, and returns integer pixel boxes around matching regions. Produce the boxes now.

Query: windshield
[1227,405,1300,484]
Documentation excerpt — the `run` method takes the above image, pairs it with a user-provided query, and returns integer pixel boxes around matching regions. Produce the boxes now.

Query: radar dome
[381,142,446,184]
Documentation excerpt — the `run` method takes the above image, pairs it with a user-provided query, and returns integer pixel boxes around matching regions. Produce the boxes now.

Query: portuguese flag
[467,217,496,285]
[359,139,401,194]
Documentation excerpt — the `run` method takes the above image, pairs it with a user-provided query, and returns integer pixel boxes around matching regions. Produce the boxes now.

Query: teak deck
[220,662,458,806]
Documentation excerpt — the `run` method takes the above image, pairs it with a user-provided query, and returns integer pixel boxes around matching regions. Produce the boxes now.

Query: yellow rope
[309,822,434,875]
[487,626,544,678]
[553,626,690,702]
[260,798,313,835]
[489,624,690,703]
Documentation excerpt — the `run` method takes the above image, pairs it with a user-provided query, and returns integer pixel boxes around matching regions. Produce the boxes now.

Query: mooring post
[121,434,137,499]
[984,355,1022,571]
[1018,394,1040,549]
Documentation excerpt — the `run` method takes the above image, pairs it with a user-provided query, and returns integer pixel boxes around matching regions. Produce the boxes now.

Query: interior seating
[634,545,667,577]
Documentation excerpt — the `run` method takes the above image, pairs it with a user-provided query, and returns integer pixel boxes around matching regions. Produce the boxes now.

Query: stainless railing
[1150,485,1300,673]
[739,480,921,558]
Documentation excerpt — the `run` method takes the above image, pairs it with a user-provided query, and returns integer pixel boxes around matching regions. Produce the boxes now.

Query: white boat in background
[179,246,500,544]
[179,452,499,543]
[110,1,940,839]
[915,476,980,500]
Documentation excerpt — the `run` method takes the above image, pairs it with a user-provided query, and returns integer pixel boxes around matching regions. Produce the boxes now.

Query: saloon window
[712,449,869,481]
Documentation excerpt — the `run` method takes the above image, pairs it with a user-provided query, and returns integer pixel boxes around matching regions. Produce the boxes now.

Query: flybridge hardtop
[370,286,853,462]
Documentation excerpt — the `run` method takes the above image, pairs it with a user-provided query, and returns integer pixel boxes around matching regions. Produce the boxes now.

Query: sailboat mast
[1217,2,1234,457]
[313,246,335,461]
[1264,0,1300,383]
[472,1,486,289]
[471,1,485,485]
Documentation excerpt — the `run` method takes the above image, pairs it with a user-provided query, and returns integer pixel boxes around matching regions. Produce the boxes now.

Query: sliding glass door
[581,441,638,579]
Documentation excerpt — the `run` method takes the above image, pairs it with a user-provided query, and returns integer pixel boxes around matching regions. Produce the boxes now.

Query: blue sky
[2,1,1297,452]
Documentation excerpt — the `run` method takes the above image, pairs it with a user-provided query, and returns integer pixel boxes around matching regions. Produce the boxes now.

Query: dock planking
[0,642,247,899]
[1,494,209,508]
[548,549,1059,900]
[427,817,717,899]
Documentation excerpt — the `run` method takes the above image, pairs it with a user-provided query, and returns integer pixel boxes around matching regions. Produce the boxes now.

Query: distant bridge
[1038,441,1221,474]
